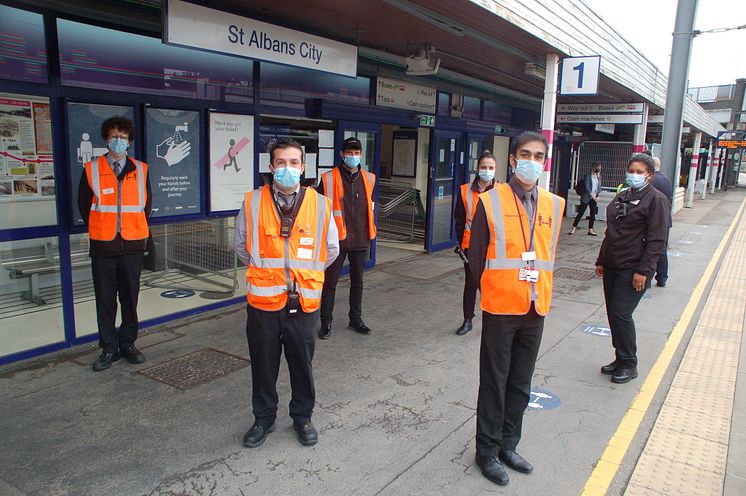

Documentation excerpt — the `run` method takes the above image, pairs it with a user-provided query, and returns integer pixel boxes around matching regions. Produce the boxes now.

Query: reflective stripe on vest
[321,167,376,241]
[480,183,564,316]
[85,156,148,241]
[460,183,480,250]
[245,186,330,312]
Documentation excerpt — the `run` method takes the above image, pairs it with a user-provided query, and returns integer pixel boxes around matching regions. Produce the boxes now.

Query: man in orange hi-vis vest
[234,138,339,449]
[316,137,376,339]
[77,116,152,372]
[467,131,564,486]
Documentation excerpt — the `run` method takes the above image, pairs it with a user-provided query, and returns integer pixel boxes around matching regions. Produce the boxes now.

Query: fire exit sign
[419,115,435,127]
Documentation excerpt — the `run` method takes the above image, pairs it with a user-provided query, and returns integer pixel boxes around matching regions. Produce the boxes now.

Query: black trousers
[462,261,479,320]
[656,237,669,284]
[602,268,646,368]
[320,248,366,325]
[476,306,544,456]
[245,304,317,426]
[572,198,597,229]
[91,253,144,354]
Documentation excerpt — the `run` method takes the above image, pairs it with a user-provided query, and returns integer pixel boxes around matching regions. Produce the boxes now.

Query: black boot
[455,319,473,336]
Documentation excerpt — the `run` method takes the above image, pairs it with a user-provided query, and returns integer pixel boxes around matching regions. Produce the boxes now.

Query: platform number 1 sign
[559,55,601,96]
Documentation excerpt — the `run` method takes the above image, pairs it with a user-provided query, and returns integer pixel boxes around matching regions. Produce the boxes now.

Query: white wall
[493,136,510,183]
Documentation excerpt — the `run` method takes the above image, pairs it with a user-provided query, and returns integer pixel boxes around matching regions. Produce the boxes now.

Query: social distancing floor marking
[581,198,746,496]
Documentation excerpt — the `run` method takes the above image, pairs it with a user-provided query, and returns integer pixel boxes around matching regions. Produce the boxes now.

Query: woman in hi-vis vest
[453,150,497,336]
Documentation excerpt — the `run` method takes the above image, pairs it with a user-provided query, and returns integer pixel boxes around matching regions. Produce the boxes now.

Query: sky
[582,0,746,88]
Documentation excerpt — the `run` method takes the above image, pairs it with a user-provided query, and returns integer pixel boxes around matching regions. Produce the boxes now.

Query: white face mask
[478,169,495,182]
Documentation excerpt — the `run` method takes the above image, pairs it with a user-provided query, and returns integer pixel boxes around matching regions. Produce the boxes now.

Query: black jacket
[317,164,372,251]
[454,177,495,248]
[579,173,601,203]
[78,157,153,257]
[596,184,669,275]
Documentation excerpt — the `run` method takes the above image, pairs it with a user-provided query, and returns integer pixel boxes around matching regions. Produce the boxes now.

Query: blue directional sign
[161,289,195,299]
[526,387,560,411]
[580,324,611,337]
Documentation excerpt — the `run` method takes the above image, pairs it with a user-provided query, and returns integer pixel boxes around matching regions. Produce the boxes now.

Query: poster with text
[209,112,253,212]
[66,102,134,225]
[146,108,200,218]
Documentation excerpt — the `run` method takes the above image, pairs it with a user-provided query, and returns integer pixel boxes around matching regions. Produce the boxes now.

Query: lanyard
[512,191,538,252]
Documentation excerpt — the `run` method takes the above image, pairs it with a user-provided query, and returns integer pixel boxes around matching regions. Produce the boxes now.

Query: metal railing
[377,179,426,241]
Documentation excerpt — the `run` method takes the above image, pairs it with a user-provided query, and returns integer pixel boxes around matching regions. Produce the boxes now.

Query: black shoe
[656,280,667,287]
[475,455,509,485]
[611,367,638,384]
[243,423,275,448]
[456,319,473,336]
[498,449,534,474]
[92,352,120,372]
[318,322,332,340]
[293,421,318,446]
[120,345,145,364]
[349,321,372,335]
[601,360,619,375]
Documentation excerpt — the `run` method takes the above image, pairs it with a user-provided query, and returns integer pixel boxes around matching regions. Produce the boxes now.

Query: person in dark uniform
[317,137,377,339]
[468,132,565,486]
[453,151,497,335]
[569,161,602,236]
[650,156,673,287]
[595,153,670,384]
[234,138,339,448]
[78,116,152,372]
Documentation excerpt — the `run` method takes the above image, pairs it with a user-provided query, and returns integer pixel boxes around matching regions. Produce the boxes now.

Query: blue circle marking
[527,387,560,411]
[580,324,611,337]
[161,289,195,299]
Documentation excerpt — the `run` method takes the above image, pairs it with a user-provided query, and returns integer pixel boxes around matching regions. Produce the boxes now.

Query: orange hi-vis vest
[480,183,564,316]
[245,185,332,313]
[460,183,481,250]
[321,167,376,241]
[85,155,149,241]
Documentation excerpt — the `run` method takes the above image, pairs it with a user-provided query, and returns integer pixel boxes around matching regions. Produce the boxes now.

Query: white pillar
[701,141,712,200]
[632,103,649,153]
[539,53,559,191]
[717,150,725,190]
[710,149,720,194]
[685,131,701,207]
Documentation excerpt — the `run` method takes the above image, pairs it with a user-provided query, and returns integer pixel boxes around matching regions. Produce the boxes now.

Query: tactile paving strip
[624,207,746,496]
[138,348,249,390]
[554,267,597,281]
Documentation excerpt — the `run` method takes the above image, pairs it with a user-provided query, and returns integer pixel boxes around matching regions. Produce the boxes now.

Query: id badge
[526,269,539,283]
[519,267,528,281]
[521,251,536,262]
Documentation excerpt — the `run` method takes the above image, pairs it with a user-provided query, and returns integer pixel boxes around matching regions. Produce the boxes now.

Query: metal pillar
[660,0,699,182]
[685,131,701,207]
[539,53,560,191]
[709,151,719,194]
[701,141,712,200]
[717,150,725,190]
[632,103,649,153]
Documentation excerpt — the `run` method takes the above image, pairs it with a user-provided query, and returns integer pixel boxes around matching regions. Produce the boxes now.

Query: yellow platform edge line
[580,197,746,496]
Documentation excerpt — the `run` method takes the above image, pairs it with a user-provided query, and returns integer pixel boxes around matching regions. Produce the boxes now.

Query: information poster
[0,96,55,201]
[209,112,253,212]
[145,108,200,218]
[392,131,417,177]
[67,102,134,225]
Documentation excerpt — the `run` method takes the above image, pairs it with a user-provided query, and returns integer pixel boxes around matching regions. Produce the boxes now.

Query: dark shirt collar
[508,175,537,203]
[471,176,495,192]
[338,163,360,180]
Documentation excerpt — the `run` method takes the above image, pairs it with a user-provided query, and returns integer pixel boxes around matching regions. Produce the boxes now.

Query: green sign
[494,125,503,134]
[419,115,435,127]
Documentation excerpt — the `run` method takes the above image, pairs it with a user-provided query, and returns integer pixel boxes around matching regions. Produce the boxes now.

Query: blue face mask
[343,155,361,169]
[625,172,647,189]
[107,137,129,155]
[478,169,495,182]
[273,167,302,189]
[514,159,543,184]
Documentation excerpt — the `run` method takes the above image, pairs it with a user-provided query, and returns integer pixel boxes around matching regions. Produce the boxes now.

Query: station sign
[559,55,601,96]
[595,123,615,134]
[717,140,746,149]
[165,0,358,77]
[557,114,643,124]
[376,77,437,113]
[558,103,644,113]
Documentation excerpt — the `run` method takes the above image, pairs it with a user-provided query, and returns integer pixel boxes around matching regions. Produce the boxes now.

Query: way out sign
[559,55,601,96]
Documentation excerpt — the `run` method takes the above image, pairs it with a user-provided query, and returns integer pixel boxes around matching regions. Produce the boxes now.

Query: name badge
[521,251,536,262]
[102,188,115,195]
[519,267,540,282]
[297,247,313,260]
[299,237,314,246]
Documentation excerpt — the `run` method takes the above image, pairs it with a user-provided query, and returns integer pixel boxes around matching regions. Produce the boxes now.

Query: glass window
[0,238,65,358]
[71,218,243,339]
[437,92,451,116]
[483,101,512,124]
[0,5,48,84]
[259,116,335,185]
[343,130,375,173]
[0,93,57,229]
[57,20,252,102]
[260,62,369,106]
[463,96,481,120]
